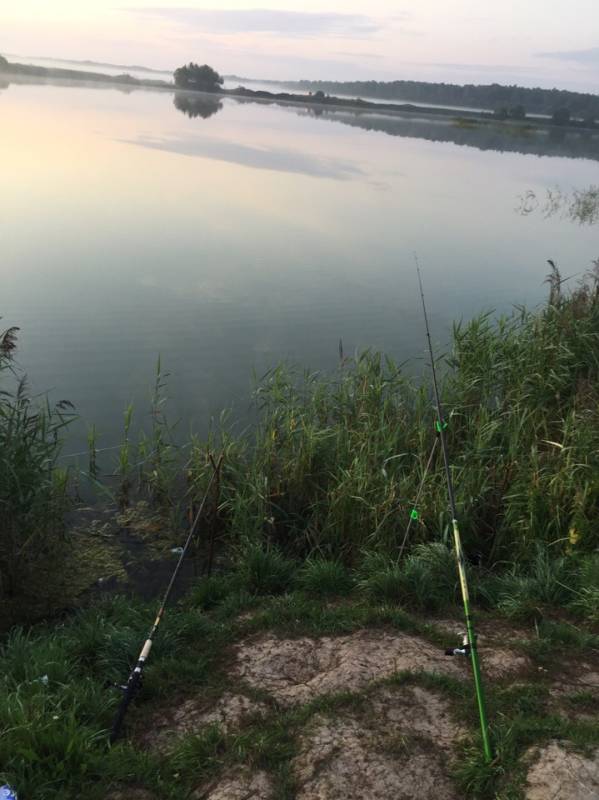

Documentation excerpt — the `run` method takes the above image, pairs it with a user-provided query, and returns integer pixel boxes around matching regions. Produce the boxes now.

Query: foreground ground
[111,595,599,800]
[5,559,598,800]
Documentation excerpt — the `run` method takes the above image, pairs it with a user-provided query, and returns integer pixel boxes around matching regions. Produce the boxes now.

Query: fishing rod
[109,453,223,743]
[415,263,493,763]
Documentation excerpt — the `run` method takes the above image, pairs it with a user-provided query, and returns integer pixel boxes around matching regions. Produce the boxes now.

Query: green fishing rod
[416,264,493,763]
[109,453,223,743]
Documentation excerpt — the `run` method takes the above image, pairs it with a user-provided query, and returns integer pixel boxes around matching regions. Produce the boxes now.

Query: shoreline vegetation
[1,55,597,134]
[2,265,599,798]
[2,263,599,626]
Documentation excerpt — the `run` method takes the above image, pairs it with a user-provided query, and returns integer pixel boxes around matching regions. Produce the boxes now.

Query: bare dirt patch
[293,685,462,799]
[369,685,466,751]
[233,630,464,706]
[550,663,599,698]
[434,617,532,679]
[137,692,269,752]
[104,790,157,800]
[194,767,273,800]
[481,645,532,679]
[236,610,259,623]
[547,661,599,720]
[525,740,599,799]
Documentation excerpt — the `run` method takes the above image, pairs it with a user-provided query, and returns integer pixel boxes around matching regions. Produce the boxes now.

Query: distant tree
[509,105,526,120]
[0,55,8,70]
[288,79,599,121]
[494,107,508,120]
[313,90,326,102]
[552,107,571,125]
[174,63,223,92]
[114,73,138,84]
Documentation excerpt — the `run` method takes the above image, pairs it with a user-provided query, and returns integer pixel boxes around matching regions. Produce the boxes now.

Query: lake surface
[2,79,598,460]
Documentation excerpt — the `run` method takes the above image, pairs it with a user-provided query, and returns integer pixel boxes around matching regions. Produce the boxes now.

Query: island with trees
[174,63,223,92]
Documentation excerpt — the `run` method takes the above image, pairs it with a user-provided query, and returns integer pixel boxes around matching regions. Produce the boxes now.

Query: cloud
[334,51,384,60]
[130,8,382,38]
[537,46,599,65]
[427,62,538,75]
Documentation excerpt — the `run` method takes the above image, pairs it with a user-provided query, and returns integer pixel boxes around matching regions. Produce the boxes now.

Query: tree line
[288,78,599,122]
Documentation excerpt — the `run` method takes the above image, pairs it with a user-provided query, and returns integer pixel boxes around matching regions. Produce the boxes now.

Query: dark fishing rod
[415,263,493,763]
[109,453,223,743]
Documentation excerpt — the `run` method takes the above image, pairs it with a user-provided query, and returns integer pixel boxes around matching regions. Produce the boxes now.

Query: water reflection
[224,97,599,162]
[174,92,223,119]
[296,108,599,162]
[124,133,366,180]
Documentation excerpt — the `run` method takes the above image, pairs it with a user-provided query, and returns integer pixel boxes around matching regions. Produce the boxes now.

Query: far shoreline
[1,59,597,134]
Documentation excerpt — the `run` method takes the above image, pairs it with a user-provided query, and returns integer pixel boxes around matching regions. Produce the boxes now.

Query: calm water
[2,79,598,456]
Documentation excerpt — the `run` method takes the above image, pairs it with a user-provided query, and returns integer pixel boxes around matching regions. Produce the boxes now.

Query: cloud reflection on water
[122,132,366,181]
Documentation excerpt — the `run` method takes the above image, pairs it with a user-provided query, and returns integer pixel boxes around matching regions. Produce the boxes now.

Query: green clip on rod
[415,264,493,763]
[109,454,223,743]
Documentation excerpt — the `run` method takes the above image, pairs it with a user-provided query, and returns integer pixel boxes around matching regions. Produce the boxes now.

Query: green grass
[296,557,353,596]
[477,546,577,620]
[234,543,297,596]
[0,594,236,799]
[358,543,461,612]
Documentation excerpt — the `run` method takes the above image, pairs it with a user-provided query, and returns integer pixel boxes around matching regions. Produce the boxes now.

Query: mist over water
[2,80,598,456]
[5,54,174,81]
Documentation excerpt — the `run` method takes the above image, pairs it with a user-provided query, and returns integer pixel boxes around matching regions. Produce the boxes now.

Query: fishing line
[415,259,493,763]
[398,436,438,560]
[109,453,223,743]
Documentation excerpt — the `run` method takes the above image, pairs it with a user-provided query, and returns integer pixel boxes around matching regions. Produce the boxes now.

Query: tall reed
[186,266,599,566]
[0,323,74,600]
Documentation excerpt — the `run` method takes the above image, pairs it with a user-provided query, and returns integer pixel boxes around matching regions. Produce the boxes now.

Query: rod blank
[415,262,493,763]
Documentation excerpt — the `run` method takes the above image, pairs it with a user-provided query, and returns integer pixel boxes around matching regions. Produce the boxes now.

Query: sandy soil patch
[104,790,157,800]
[434,618,532,679]
[194,767,273,800]
[233,630,464,705]
[525,740,599,799]
[369,685,466,750]
[550,664,599,697]
[547,663,599,720]
[481,645,531,679]
[293,685,462,800]
[137,692,269,752]
[236,610,259,623]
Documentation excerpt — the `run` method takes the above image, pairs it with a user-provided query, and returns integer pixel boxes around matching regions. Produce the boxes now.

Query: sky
[2,1,599,92]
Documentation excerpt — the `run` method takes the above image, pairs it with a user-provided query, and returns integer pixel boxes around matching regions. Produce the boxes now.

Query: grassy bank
[2,577,599,798]
[2,265,599,796]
